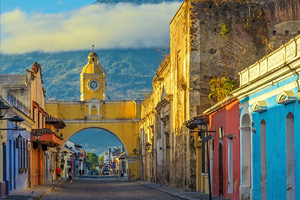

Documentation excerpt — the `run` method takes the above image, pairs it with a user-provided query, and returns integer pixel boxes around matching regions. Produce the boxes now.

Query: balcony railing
[6,91,31,116]
[239,35,300,86]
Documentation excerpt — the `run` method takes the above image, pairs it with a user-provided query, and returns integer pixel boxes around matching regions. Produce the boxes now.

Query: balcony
[31,128,64,146]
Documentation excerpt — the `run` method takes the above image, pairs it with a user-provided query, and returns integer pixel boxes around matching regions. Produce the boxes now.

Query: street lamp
[186,117,214,200]
[145,143,151,151]
[133,148,138,155]
[9,116,24,129]
[33,131,42,142]
[0,100,26,131]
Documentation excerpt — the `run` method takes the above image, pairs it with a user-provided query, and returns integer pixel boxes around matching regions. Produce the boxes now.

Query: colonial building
[0,62,65,196]
[0,82,33,197]
[46,51,141,180]
[140,0,300,194]
[234,35,300,200]
[203,99,240,199]
[202,34,300,200]
[29,62,66,187]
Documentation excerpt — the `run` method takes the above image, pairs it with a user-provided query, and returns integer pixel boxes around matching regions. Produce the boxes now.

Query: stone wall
[140,0,300,193]
[189,0,300,113]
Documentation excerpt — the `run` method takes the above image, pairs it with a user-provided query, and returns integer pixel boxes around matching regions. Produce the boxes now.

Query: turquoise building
[232,35,300,200]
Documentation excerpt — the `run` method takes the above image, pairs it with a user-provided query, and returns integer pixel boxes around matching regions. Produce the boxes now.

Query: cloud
[0,2,181,54]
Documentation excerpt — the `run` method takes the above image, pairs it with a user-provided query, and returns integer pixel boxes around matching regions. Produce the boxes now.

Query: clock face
[88,80,99,91]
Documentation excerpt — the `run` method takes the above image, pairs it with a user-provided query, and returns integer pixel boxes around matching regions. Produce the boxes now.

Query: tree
[208,77,237,102]
[86,153,99,170]
[98,154,105,165]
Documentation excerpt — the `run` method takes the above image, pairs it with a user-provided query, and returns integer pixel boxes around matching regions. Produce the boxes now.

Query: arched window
[91,105,98,116]
[260,120,267,200]
[286,112,295,200]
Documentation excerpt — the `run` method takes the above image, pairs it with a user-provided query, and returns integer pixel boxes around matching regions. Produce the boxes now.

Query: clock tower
[80,51,106,102]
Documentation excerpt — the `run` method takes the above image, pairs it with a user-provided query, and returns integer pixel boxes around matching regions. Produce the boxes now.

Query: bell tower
[80,49,106,102]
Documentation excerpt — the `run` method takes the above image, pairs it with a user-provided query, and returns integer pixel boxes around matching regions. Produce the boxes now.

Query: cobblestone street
[41,176,181,200]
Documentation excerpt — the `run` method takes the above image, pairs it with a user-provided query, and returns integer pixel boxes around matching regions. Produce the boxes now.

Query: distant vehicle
[91,170,98,175]
[102,166,110,175]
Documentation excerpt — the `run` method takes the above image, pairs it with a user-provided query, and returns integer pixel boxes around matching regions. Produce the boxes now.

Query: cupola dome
[81,51,105,74]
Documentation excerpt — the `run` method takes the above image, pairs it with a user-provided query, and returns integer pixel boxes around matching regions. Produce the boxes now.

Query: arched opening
[60,128,128,179]
[286,112,295,200]
[260,120,267,200]
[240,114,251,199]
[91,105,98,116]
[218,142,223,196]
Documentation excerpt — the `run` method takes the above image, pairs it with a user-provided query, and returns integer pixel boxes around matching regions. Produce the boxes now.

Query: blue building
[232,35,300,200]
[0,74,33,197]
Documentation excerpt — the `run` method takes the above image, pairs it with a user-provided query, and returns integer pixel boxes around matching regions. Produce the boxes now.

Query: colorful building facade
[202,34,300,200]
[203,99,240,200]
[29,62,65,187]
[233,35,300,200]
[0,72,33,197]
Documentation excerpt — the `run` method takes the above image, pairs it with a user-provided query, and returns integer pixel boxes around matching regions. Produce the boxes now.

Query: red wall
[209,100,240,200]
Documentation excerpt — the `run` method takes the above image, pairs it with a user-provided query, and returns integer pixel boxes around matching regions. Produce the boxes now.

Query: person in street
[56,167,62,182]
[68,168,73,184]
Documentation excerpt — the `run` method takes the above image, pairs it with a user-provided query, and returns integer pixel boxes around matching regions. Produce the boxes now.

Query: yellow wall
[46,101,138,120]
[46,100,142,179]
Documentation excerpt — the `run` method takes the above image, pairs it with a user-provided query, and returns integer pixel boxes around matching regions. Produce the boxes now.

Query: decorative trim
[252,101,267,113]
[276,90,297,105]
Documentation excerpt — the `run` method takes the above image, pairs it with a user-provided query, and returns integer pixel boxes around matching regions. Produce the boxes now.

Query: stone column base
[240,185,250,200]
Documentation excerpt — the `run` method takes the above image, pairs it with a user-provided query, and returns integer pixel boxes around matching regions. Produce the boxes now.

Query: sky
[0,0,181,54]
[70,128,123,156]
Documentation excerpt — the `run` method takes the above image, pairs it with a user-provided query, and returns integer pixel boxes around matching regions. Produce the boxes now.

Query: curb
[137,181,197,200]
[35,180,67,200]
[33,185,56,200]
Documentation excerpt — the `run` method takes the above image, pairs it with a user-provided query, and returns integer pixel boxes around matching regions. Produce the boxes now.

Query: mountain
[0,49,167,101]
[69,129,123,156]
[95,0,181,4]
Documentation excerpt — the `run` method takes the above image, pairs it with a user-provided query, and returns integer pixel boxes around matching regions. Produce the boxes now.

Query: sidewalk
[3,179,67,200]
[138,181,229,200]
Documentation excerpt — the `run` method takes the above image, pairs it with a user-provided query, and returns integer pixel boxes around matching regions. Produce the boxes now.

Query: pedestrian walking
[56,167,62,182]
[68,168,73,184]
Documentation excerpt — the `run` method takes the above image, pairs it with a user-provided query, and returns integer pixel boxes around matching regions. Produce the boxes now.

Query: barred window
[17,137,21,171]
[22,138,25,169]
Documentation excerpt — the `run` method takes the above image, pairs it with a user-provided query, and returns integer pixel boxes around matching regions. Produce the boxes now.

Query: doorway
[218,142,223,196]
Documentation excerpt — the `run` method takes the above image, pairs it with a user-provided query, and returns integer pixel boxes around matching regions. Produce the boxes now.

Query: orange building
[29,62,65,186]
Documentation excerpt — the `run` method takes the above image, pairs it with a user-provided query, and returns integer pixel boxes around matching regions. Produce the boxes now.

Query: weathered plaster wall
[140,0,300,193]
[209,100,240,200]
[188,0,300,113]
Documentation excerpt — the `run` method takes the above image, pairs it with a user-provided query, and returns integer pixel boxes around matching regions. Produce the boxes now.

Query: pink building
[204,99,240,200]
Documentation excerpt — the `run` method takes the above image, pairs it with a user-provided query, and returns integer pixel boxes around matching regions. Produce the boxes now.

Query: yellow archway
[63,127,127,153]
[46,100,142,180]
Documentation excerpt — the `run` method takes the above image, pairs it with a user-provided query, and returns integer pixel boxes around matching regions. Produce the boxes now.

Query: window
[286,113,295,200]
[17,136,28,173]
[38,112,40,128]
[91,105,97,116]
[22,138,25,169]
[228,138,233,194]
[33,108,35,121]
[17,137,21,171]
[260,120,267,199]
